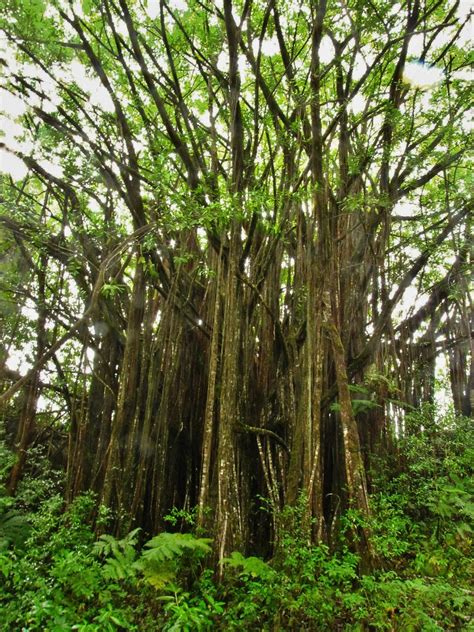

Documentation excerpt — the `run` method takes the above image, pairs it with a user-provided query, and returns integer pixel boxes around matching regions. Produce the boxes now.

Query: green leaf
[141,532,212,563]
[221,551,273,578]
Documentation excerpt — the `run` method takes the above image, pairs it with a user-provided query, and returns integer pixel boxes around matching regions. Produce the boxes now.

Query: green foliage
[94,527,141,581]
[0,434,15,481]
[0,390,472,630]
[221,551,274,579]
[0,504,30,551]
[330,384,382,415]
[368,493,414,563]
[0,492,136,631]
[164,505,198,529]
[0,0,472,626]
[142,532,212,564]
[427,475,474,540]
[375,406,474,548]
[101,282,127,298]
[137,532,212,591]
[13,443,64,511]
[214,410,473,630]
[160,586,224,632]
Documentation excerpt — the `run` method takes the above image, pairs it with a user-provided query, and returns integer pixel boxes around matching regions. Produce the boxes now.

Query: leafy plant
[427,475,474,541]
[164,506,198,529]
[94,527,141,581]
[0,493,136,631]
[0,502,30,550]
[136,532,212,591]
[221,551,274,579]
[101,282,127,298]
[141,532,212,564]
[160,586,224,631]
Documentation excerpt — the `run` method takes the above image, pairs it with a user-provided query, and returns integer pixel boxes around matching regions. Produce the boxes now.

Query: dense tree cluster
[0,0,472,569]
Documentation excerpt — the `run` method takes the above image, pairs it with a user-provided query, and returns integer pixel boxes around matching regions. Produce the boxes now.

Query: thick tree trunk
[197,251,222,528]
[216,230,243,560]
[326,315,375,566]
[102,260,146,515]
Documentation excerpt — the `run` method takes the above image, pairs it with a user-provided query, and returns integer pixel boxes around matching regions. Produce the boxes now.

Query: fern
[138,563,177,590]
[141,532,212,563]
[95,530,212,590]
[102,552,135,581]
[0,508,30,550]
[136,532,212,591]
[94,528,140,581]
[94,527,141,557]
[221,551,273,579]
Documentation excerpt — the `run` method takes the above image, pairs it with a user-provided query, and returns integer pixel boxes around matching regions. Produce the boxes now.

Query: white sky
[402,61,444,88]
[146,0,188,20]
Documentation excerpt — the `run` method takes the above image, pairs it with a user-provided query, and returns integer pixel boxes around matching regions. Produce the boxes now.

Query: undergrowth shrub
[13,443,64,512]
[0,492,135,631]
[0,407,472,630]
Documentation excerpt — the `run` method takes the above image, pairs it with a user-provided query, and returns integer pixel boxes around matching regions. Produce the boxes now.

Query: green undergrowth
[1,410,472,631]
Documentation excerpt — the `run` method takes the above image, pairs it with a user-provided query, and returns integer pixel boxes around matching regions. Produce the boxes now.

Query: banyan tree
[0,0,472,566]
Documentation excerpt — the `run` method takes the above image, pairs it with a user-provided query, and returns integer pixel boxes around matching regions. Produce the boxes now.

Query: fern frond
[95,528,140,581]
[135,532,212,591]
[0,510,30,549]
[221,551,273,578]
[94,527,141,558]
[140,565,177,590]
[141,532,212,563]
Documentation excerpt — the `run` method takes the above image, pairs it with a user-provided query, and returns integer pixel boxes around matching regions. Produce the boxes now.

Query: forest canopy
[0,0,472,628]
